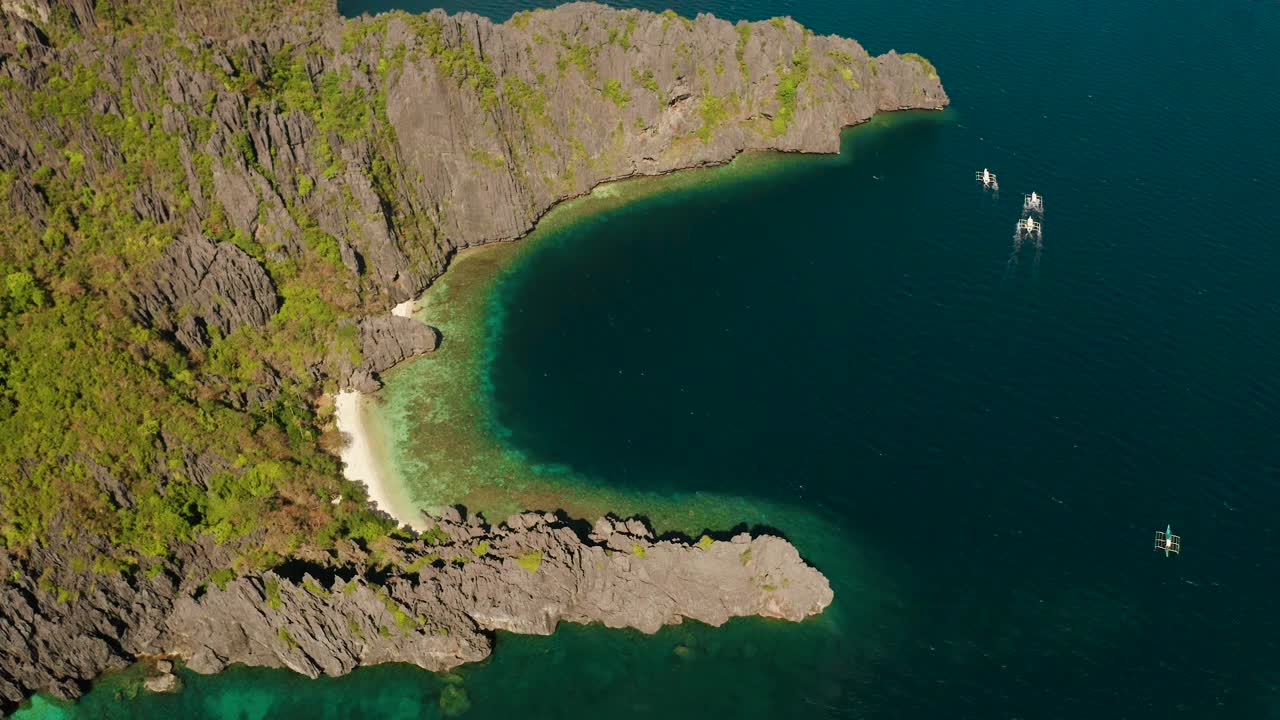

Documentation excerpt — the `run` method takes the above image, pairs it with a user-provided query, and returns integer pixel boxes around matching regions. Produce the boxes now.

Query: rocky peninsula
[2,508,832,706]
[167,512,833,679]
[0,0,946,713]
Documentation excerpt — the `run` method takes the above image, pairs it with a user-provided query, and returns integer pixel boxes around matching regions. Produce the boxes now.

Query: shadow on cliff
[275,558,350,586]
[425,505,826,574]
[550,510,812,565]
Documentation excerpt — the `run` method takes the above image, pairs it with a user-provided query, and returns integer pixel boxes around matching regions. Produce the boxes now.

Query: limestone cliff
[0,0,945,712]
[2,0,947,343]
[166,512,832,678]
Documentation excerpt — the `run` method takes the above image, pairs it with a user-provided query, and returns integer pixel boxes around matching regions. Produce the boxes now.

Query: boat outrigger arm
[1154,525,1181,556]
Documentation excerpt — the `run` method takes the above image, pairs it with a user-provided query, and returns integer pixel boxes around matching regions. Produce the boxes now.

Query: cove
[369,116,946,534]
[18,0,1280,716]
[362,0,1280,713]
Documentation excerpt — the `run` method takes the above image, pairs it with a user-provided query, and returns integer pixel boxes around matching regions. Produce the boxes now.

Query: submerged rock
[438,684,472,718]
[142,673,180,694]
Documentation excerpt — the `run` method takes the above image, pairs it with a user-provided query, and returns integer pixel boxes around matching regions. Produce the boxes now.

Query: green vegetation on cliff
[516,551,544,573]
[602,78,631,107]
[901,52,939,80]
[405,15,500,108]
[735,23,751,81]
[773,45,811,135]
[697,94,732,142]
[0,3,399,571]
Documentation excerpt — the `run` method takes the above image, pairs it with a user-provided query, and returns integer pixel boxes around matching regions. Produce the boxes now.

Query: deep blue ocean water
[19,0,1280,718]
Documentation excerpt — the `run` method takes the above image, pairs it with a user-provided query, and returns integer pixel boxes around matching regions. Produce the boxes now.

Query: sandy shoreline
[332,295,423,530]
[333,389,424,530]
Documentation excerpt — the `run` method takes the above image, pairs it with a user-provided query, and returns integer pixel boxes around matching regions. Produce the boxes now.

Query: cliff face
[3,0,947,332]
[130,234,280,353]
[0,0,945,712]
[372,3,947,257]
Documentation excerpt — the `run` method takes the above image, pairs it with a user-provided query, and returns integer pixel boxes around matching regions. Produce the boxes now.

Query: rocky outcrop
[338,315,441,392]
[130,234,279,352]
[0,512,830,707]
[0,533,236,710]
[141,669,180,694]
[166,511,832,678]
[372,4,949,260]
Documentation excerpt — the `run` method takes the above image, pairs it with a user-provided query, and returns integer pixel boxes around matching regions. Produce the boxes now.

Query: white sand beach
[333,390,424,530]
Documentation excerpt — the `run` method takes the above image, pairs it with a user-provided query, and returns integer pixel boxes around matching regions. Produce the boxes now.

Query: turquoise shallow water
[20,0,1280,717]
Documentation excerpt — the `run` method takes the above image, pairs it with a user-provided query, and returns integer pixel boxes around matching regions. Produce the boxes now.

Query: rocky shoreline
[168,510,833,679]
[1,509,832,710]
[0,0,946,713]
[3,1,947,377]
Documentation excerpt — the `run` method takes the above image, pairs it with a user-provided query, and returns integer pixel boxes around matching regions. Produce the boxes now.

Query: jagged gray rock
[163,512,832,677]
[0,533,235,709]
[130,234,279,352]
[0,511,830,709]
[338,315,441,392]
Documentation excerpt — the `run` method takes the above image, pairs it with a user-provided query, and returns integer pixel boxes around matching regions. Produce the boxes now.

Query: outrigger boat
[1015,215,1042,239]
[1154,524,1181,556]
[975,167,999,191]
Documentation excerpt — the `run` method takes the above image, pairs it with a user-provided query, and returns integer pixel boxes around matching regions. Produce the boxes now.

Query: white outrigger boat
[1023,191,1044,215]
[1154,524,1181,556]
[975,167,999,191]
[1015,215,1042,240]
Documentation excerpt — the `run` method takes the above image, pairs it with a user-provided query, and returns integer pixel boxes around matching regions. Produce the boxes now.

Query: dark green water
[479,1,1280,716]
[21,0,1280,718]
